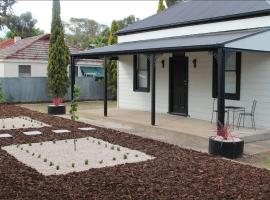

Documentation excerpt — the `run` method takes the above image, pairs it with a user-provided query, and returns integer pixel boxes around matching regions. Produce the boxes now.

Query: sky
[4,0,158,35]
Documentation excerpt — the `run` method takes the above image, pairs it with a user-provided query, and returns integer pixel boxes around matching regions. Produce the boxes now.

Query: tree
[47,0,69,102]
[157,0,166,13]
[0,0,15,29]
[107,20,119,99]
[165,0,180,8]
[5,12,44,38]
[0,81,5,103]
[117,15,138,30]
[65,18,108,49]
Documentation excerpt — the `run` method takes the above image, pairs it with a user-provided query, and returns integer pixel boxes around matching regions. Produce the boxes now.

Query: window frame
[18,65,31,77]
[133,54,150,92]
[212,51,241,100]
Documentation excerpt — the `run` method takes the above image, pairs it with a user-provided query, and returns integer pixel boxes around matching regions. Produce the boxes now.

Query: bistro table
[225,106,245,128]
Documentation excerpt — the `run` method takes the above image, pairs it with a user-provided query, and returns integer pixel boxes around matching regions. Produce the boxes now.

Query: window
[133,54,150,92]
[212,51,241,100]
[18,65,31,77]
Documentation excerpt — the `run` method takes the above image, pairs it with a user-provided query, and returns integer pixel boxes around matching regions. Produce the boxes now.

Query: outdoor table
[225,106,245,128]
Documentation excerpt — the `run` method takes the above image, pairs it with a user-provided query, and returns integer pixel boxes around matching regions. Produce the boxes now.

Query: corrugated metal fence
[0,77,105,103]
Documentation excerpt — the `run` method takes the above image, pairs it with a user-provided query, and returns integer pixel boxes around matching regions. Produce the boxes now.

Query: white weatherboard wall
[118,51,270,128]
[0,62,4,77]
[118,16,270,43]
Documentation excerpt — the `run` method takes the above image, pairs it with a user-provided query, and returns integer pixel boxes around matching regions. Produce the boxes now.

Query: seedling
[44,158,47,162]
[53,139,56,144]
[20,147,23,150]
[40,142,43,146]
[92,140,95,143]
[112,157,116,161]
[65,140,68,143]
[26,150,29,153]
[123,154,127,160]
[84,160,89,165]
[135,154,138,158]
[99,160,103,164]
[22,124,25,127]
[12,125,15,128]
[86,138,89,141]
[71,163,75,168]
[117,147,121,151]
[28,143,32,146]
[38,154,41,158]
[56,165,60,170]
[111,146,115,150]
[49,162,54,166]
[105,144,107,148]
[98,141,101,145]
[32,153,35,156]
[16,144,20,148]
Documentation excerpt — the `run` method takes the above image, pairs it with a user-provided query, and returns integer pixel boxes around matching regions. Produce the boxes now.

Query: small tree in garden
[47,0,69,105]
[0,82,5,103]
[69,85,80,151]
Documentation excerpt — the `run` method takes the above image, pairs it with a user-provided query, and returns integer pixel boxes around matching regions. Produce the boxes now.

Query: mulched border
[0,104,269,200]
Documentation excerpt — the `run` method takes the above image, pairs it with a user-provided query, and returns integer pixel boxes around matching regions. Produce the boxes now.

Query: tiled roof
[0,39,14,49]
[0,34,84,61]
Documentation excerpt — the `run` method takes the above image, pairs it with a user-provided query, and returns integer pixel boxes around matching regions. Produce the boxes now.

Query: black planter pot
[208,136,244,159]
[48,105,66,115]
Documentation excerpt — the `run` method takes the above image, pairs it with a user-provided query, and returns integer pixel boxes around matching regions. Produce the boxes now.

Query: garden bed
[0,104,269,199]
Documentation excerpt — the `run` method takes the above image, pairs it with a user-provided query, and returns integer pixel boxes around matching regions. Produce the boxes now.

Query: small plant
[22,124,25,127]
[86,138,89,141]
[112,157,116,161]
[123,154,127,160]
[0,82,5,104]
[117,147,121,151]
[98,141,101,145]
[12,125,15,128]
[26,150,29,153]
[105,144,107,148]
[53,139,56,144]
[135,154,138,158]
[84,160,89,165]
[56,165,60,170]
[20,147,23,150]
[99,160,103,164]
[16,144,20,148]
[70,85,80,152]
[111,146,114,150]
[71,163,75,168]
[216,123,233,140]
[40,142,43,146]
[92,140,95,143]
[44,158,47,162]
[65,140,68,143]
[49,162,54,166]
[28,143,32,146]
[38,154,41,158]
[32,153,35,156]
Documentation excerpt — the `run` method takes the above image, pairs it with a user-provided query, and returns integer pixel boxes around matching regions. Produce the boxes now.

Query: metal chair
[237,100,257,130]
[211,98,228,124]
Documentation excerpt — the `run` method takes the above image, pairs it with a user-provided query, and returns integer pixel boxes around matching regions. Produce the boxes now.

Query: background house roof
[0,39,15,49]
[118,0,270,35]
[0,34,100,62]
[73,28,270,58]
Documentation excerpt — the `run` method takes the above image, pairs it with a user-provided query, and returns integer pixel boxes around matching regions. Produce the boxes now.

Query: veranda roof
[72,28,270,59]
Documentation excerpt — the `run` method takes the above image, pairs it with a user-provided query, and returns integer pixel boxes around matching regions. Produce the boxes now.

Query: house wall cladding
[0,77,105,103]
[118,52,270,129]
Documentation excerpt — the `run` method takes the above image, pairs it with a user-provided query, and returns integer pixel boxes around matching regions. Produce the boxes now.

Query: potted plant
[47,0,69,115]
[209,123,244,159]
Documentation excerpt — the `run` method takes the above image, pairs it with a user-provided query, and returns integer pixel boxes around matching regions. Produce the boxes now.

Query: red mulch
[0,104,269,200]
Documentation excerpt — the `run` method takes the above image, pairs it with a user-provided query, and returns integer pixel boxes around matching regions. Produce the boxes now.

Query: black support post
[70,56,75,100]
[217,48,225,128]
[104,57,108,117]
[151,54,156,126]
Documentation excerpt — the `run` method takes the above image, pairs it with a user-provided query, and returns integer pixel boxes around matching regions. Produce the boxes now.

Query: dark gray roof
[118,0,270,35]
[72,28,269,58]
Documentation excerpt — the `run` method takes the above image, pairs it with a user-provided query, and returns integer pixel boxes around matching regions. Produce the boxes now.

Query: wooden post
[70,56,75,100]
[104,57,108,117]
[151,54,156,126]
[217,48,225,128]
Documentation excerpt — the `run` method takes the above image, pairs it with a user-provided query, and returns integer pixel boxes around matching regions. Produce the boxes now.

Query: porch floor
[77,108,270,143]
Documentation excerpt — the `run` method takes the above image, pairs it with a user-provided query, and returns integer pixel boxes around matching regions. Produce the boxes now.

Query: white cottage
[71,0,270,129]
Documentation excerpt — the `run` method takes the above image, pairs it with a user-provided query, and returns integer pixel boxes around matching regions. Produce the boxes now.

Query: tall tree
[165,0,180,8]
[107,20,119,99]
[157,0,166,13]
[65,18,108,49]
[0,0,15,29]
[5,12,44,38]
[117,15,138,30]
[47,0,69,101]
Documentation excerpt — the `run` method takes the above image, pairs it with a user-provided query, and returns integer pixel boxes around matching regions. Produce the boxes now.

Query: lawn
[0,104,269,199]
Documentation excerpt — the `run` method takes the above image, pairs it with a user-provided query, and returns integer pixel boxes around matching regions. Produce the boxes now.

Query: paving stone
[52,129,71,134]
[23,131,43,136]
[0,133,13,138]
[78,127,96,131]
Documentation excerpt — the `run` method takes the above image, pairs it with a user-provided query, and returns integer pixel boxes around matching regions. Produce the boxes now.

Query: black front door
[169,56,188,115]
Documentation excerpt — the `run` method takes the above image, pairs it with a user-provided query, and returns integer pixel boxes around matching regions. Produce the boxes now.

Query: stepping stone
[52,129,71,134]
[0,133,13,138]
[23,131,43,136]
[78,127,96,131]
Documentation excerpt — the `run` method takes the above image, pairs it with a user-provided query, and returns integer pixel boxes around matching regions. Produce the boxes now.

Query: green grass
[258,156,270,169]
